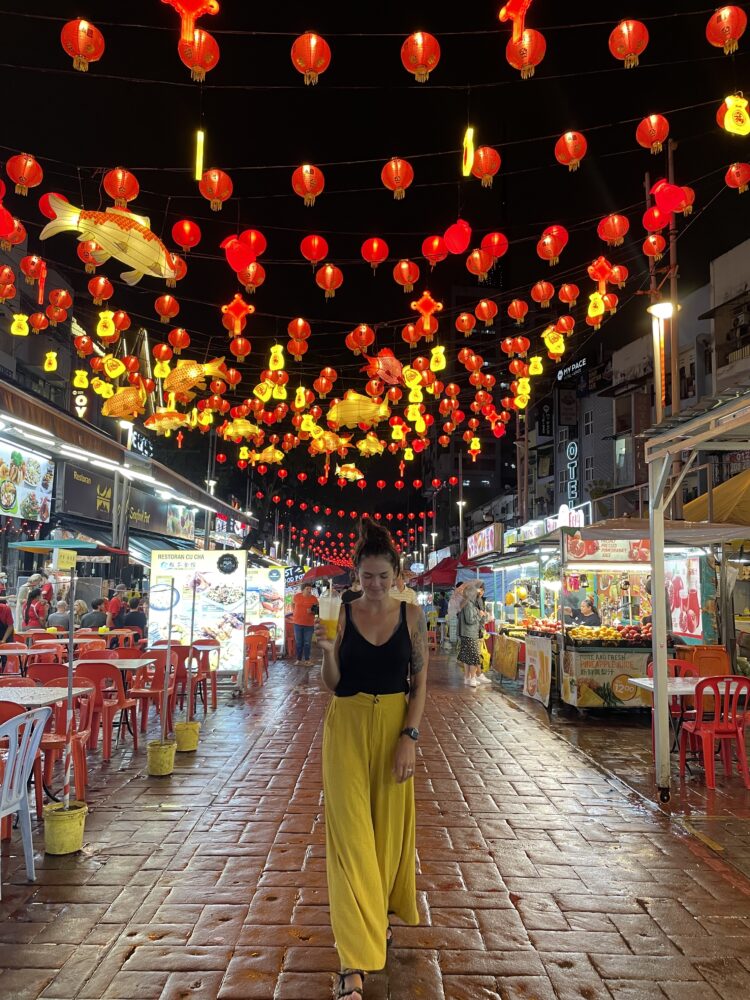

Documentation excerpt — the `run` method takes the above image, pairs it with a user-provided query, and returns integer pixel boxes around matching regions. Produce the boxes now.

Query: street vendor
[573,598,601,627]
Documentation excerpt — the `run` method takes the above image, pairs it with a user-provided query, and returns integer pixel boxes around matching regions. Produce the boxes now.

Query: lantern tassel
[73,55,89,71]
[625,54,639,69]
[481,176,493,188]
[394,188,405,200]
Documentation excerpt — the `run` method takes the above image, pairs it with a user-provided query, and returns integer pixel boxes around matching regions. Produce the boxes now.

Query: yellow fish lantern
[10,313,29,336]
[96,309,115,339]
[91,377,114,399]
[430,345,446,371]
[326,391,390,429]
[43,351,58,373]
[528,356,543,376]
[588,291,605,319]
[101,383,148,420]
[356,432,386,457]
[73,369,89,389]
[269,344,285,371]
[253,380,273,402]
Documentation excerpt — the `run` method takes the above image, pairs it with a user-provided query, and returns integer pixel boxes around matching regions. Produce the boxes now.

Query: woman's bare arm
[405,604,429,729]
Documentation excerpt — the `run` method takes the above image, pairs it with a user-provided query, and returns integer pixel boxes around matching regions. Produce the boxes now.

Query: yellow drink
[318,593,341,641]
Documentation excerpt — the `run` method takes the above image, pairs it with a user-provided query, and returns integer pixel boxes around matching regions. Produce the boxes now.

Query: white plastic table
[0,685,94,708]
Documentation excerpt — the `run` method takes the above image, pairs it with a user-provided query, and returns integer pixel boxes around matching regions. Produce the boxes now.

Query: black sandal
[334,970,365,999]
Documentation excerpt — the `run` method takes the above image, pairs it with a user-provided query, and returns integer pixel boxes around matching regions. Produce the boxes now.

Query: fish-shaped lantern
[222,417,261,440]
[356,432,386,457]
[327,391,390,429]
[163,357,226,402]
[250,445,284,465]
[40,195,176,286]
[335,463,364,482]
[101,382,148,420]
[362,348,404,385]
[307,429,353,458]
[144,408,189,435]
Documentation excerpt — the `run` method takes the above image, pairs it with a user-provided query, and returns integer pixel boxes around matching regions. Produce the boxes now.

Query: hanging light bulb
[194,128,205,181]
[462,126,475,177]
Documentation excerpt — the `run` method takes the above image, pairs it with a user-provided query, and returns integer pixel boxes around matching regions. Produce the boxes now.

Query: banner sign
[148,549,248,675]
[467,523,502,561]
[0,439,54,522]
[62,463,195,540]
[246,564,285,641]
[561,648,652,708]
[492,633,521,680]
[523,635,553,707]
[564,532,650,564]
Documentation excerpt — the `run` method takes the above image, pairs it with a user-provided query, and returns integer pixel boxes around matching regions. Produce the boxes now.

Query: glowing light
[462,126,475,176]
[194,128,205,180]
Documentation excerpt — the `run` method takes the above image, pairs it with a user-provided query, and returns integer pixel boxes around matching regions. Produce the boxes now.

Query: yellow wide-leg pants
[322,692,419,972]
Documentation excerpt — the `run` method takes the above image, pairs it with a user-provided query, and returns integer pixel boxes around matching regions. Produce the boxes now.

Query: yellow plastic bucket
[43,802,88,855]
[174,721,201,752]
[147,739,177,776]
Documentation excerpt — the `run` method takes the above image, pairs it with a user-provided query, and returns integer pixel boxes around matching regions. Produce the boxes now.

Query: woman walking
[315,519,429,1000]
[457,583,484,688]
[291,582,318,665]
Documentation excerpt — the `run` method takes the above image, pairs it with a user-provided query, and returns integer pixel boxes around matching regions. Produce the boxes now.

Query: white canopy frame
[645,390,750,803]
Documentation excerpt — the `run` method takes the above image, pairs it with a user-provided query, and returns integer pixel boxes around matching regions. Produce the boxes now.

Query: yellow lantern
[404,447,415,461]
[272,382,287,400]
[154,359,171,378]
[588,291,605,319]
[430,345,446,371]
[721,94,750,136]
[402,366,421,388]
[269,345,285,371]
[10,314,29,336]
[408,385,424,403]
[96,309,115,339]
[239,445,250,460]
[294,386,307,410]
[73,369,89,389]
[528,356,543,375]
[254,380,273,402]
[43,351,58,372]
[91,377,114,398]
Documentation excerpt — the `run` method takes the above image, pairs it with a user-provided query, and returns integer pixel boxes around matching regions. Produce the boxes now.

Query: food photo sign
[149,549,248,675]
[0,440,54,522]
[245,564,285,639]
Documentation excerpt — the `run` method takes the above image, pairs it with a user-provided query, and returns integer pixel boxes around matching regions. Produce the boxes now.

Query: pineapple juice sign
[523,635,553,708]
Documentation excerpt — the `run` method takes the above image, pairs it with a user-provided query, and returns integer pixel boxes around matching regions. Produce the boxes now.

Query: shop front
[0,434,56,593]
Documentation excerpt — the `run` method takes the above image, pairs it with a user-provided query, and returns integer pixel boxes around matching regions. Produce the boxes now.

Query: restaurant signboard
[0,438,55,522]
[466,523,503,561]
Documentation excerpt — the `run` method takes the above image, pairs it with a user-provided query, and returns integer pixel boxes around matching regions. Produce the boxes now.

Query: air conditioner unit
[732,312,749,330]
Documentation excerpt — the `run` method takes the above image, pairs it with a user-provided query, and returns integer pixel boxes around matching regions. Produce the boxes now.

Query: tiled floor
[2,655,750,999]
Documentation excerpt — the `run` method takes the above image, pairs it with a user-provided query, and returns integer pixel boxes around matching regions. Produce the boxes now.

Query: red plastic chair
[28,663,70,685]
[0,643,29,676]
[0,701,44,825]
[74,665,137,760]
[257,622,278,661]
[0,677,34,688]
[190,640,220,713]
[27,645,63,667]
[149,643,191,709]
[77,649,119,661]
[679,676,750,789]
[77,639,107,654]
[244,634,269,690]
[39,679,91,804]
[129,659,175,733]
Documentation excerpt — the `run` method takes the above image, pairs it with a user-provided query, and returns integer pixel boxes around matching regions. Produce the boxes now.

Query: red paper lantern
[401,31,440,82]
[39,191,68,220]
[393,259,420,292]
[642,206,667,233]
[466,248,494,283]
[481,231,509,259]
[155,294,180,323]
[292,164,325,206]
[507,299,528,325]
[0,216,24,249]
[88,276,113,305]
[6,153,43,196]
[168,327,191,354]
[49,288,72,310]
[103,167,139,207]
[76,239,101,274]
[597,214,630,246]
[555,131,587,171]
[288,339,308,361]
[603,293,619,314]
[46,306,67,327]
[475,299,498,327]
[725,162,750,194]
[679,186,696,216]
[506,28,546,79]
[531,281,554,308]
[558,283,579,307]
[172,219,201,252]
[300,234,328,266]
[29,313,48,334]
[19,255,43,285]
[471,146,501,187]
[422,235,448,268]
[167,253,187,287]
[74,334,94,357]
[361,237,389,271]
[199,168,233,211]
[706,6,747,54]
[113,310,131,333]
[315,263,343,298]
[536,233,564,266]
[228,337,250,364]
[239,262,266,294]
[401,323,420,346]
[643,234,666,260]
[288,318,311,341]
[651,179,685,214]
[610,264,629,288]
[291,31,331,85]
[178,28,220,81]
[636,115,669,154]
[60,17,105,71]
[455,312,476,337]
[381,158,414,199]
[444,219,472,254]
[608,20,649,68]
[555,315,575,337]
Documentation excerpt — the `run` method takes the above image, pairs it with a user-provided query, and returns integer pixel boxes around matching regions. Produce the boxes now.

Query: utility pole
[667,139,683,516]
[645,172,665,423]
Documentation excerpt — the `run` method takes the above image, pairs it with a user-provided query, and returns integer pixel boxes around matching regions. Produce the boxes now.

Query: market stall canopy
[548,518,750,546]
[683,470,750,525]
[301,564,348,583]
[413,556,460,587]
[8,539,128,556]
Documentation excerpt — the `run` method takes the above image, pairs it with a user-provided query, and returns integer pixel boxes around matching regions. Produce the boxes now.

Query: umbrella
[301,564,349,583]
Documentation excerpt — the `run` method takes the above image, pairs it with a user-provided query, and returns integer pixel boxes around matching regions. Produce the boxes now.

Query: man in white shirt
[390,572,418,605]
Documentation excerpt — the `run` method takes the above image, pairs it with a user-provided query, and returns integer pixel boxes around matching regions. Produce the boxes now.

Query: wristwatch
[400,727,419,741]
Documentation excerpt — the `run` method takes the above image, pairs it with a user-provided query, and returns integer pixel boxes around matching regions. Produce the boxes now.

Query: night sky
[4,2,749,539]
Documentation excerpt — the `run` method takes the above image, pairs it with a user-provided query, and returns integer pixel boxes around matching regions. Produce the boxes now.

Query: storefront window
[614,436,634,486]
[614,395,632,435]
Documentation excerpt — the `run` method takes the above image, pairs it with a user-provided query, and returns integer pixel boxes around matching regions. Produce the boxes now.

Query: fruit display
[566,623,652,647]
[527,617,562,637]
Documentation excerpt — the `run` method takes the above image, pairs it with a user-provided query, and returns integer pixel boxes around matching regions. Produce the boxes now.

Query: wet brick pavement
[2,654,750,999]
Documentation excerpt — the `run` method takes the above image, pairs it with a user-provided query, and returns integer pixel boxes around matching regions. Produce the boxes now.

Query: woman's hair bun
[353,517,400,570]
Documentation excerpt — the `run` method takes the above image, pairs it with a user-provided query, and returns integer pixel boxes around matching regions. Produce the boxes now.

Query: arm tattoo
[410,611,428,675]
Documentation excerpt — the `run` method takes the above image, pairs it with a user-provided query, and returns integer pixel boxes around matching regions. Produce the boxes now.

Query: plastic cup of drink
[318,593,341,640]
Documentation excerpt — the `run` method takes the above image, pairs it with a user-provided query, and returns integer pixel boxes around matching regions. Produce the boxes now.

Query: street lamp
[457,500,467,553]
[647,301,680,424]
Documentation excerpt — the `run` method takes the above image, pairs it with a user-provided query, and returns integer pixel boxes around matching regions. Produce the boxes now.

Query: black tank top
[335,600,411,697]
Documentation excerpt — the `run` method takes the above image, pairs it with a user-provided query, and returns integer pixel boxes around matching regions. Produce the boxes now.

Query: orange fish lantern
[60,18,105,72]
[162,0,219,43]
[101,381,148,420]
[362,348,403,385]
[291,31,331,85]
[144,409,189,436]
[163,357,226,402]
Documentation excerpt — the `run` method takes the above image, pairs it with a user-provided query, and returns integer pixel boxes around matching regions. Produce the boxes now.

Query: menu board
[664,555,703,640]
[523,635,553,707]
[246,564,285,641]
[148,550,247,675]
[0,440,54,522]
[564,532,650,564]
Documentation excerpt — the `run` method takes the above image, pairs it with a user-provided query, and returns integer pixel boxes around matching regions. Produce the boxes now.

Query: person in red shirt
[106,584,129,628]
[23,588,47,629]
[0,597,14,643]
[291,583,318,666]
[40,574,54,605]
